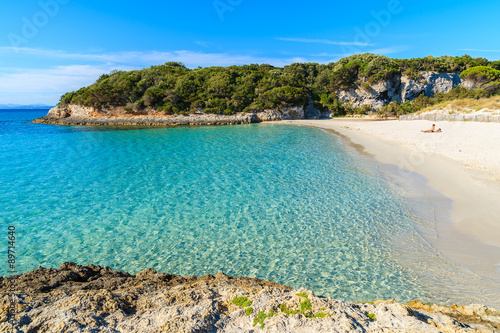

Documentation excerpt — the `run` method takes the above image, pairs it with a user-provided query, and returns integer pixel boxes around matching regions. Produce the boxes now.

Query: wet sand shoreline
[276,119,500,298]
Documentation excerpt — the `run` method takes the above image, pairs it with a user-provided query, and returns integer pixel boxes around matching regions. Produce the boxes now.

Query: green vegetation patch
[231,296,252,308]
[367,313,377,321]
[245,307,254,316]
[279,304,300,316]
[460,66,500,83]
[253,309,277,329]
[279,296,332,319]
[460,66,500,93]
[300,299,312,312]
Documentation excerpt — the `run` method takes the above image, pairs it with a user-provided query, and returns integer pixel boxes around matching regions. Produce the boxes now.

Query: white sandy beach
[277,118,500,277]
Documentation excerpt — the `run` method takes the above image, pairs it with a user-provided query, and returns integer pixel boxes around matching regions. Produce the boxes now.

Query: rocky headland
[1,263,499,332]
[33,71,466,126]
[32,105,312,127]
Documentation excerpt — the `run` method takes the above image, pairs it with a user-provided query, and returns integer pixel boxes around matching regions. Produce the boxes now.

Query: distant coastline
[0,104,54,110]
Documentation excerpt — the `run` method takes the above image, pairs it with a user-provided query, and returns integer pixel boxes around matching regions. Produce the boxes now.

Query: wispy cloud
[194,41,214,48]
[276,37,374,47]
[311,52,351,57]
[0,64,135,104]
[369,46,407,55]
[310,46,405,62]
[459,48,500,53]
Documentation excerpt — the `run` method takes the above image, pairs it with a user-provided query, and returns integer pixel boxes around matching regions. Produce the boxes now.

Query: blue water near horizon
[1,109,498,307]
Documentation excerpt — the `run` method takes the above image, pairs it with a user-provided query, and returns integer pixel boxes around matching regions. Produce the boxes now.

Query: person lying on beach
[421,124,436,133]
[421,126,442,133]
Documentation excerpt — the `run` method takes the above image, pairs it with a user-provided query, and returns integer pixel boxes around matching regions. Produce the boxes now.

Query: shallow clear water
[1,110,498,307]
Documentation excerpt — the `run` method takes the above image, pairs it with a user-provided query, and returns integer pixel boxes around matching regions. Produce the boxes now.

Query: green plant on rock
[280,302,332,319]
[231,296,252,308]
[361,82,372,92]
[460,66,500,94]
[253,309,277,329]
[245,307,254,316]
[367,313,377,321]
[279,303,300,316]
[300,299,312,312]
[460,66,500,85]
[296,292,308,298]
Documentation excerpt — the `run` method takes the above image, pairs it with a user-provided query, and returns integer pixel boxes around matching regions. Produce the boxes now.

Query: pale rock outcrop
[257,106,305,121]
[337,72,462,110]
[46,104,95,118]
[400,72,462,102]
[337,77,402,109]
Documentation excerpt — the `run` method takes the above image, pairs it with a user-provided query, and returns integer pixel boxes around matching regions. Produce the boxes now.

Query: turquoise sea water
[1,110,498,307]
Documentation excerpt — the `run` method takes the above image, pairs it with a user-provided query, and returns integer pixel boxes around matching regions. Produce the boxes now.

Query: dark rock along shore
[1,263,499,332]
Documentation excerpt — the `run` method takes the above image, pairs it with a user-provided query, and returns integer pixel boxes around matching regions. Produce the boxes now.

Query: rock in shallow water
[1,262,499,332]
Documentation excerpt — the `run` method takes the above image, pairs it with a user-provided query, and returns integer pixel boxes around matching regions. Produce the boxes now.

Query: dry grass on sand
[419,96,500,114]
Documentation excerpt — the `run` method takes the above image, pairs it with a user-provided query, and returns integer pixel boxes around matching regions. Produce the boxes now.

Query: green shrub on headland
[460,66,500,92]
[460,66,500,83]
[58,55,500,117]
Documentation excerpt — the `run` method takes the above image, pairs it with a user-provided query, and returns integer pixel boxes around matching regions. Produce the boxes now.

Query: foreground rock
[1,263,499,332]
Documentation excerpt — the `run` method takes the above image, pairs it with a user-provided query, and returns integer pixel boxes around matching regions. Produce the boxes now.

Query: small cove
[1,110,499,308]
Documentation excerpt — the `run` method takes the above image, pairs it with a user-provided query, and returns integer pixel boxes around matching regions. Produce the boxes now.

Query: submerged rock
[1,263,499,332]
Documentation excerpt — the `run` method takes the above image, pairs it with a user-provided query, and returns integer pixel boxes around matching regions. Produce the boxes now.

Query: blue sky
[1,0,499,104]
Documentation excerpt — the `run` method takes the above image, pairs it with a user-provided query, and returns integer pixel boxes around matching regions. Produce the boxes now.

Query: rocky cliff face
[1,263,499,333]
[337,72,462,109]
[45,104,95,118]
